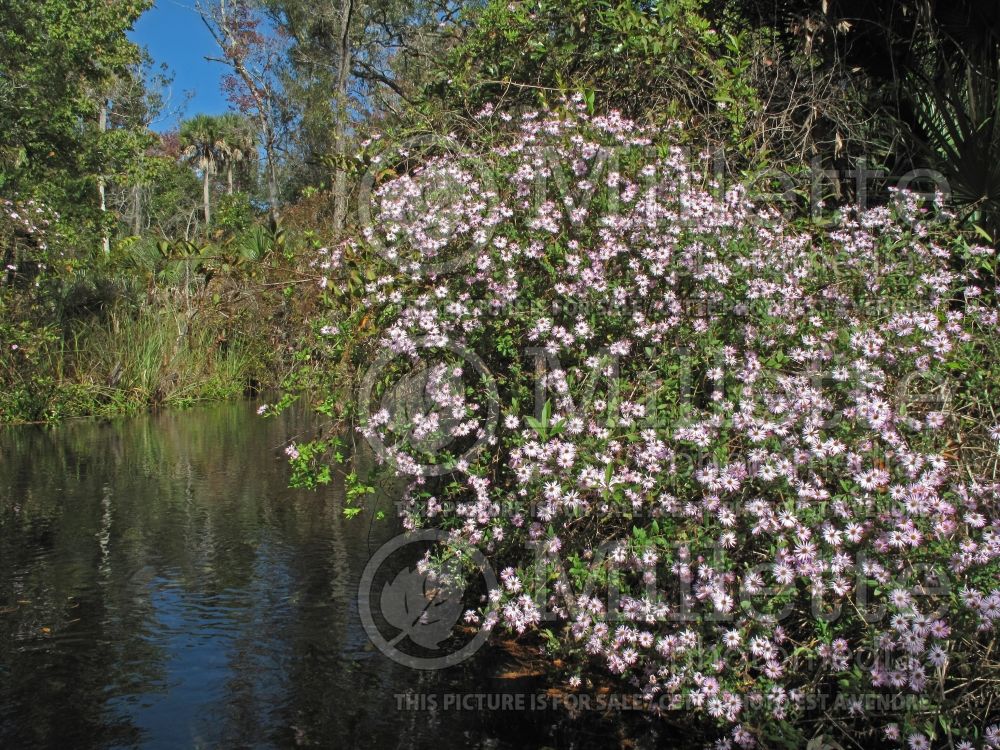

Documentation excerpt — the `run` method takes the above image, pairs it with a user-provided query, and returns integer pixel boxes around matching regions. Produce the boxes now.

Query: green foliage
[343,470,376,518]
[440,0,741,112]
[233,225,283,265]
[0,0,150,192]
[0,316,62,422]
[287,438,344,489]
[271,0,466,195]
[215,192,256,236]
[0,291,283,423]
[0,0,156,265]
[906,30,1000,238]
[430,0,785,162]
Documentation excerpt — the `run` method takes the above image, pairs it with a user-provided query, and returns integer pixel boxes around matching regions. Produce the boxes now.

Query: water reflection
[0,403,554,749]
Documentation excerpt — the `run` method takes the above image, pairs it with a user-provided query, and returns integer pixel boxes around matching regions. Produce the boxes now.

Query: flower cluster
[1,198,54,245]
[2,198,57,280]
[329,99,1000,747]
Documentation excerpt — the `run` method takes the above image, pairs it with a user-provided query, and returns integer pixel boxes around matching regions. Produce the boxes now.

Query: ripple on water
[1,403,556,749]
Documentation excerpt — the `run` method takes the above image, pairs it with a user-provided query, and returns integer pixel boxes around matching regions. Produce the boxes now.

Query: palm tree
[216,113,257,195]
[179,114,225,226]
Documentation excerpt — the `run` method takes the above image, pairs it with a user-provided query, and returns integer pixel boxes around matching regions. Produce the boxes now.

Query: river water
[0,403,578,749]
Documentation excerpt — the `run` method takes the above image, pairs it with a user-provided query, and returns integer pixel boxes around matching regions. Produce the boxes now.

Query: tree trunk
[202,164,211,226]
[332,0,354,232]
[261,114,280,227]
[98,101,110,255]
[227,163,234,195]
[132,183,143,234]
[266,154,279,226]
[202,0,279,226]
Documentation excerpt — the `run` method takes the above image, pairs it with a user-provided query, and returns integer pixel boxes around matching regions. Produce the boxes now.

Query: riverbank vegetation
[5,0,1000,748]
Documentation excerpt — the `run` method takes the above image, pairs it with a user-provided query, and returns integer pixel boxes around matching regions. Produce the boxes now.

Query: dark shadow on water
[0,403,632,749]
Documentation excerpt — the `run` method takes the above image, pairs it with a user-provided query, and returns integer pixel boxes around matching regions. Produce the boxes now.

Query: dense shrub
[295,100,1000,748]
[431,0,888,178]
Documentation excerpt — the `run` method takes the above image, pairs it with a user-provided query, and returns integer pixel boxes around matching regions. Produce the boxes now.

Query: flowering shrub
[1,197,56,286]
[299,100,1000,748]
[0,198,64,421]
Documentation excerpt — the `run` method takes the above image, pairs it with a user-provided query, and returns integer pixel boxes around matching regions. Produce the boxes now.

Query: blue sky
[130,0,231,131]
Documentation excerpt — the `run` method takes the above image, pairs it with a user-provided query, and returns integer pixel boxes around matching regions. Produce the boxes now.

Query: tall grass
[0,228,308,424]
[64,303,267,417]
[0,297,276,423]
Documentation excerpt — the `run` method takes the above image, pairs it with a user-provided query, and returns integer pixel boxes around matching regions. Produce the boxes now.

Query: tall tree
[179,114,225,227]
[200,0,288,226]
[217,113,258,194]
[0,0,151,255]
[115,57,184,235]
[269,0,469,219]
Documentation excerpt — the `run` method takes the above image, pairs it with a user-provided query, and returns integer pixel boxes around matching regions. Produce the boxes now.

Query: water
[0,403,574,749]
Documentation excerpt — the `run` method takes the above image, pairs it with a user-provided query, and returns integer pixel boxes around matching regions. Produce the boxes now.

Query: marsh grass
[0,294,276,423]
[73,304,263,412]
